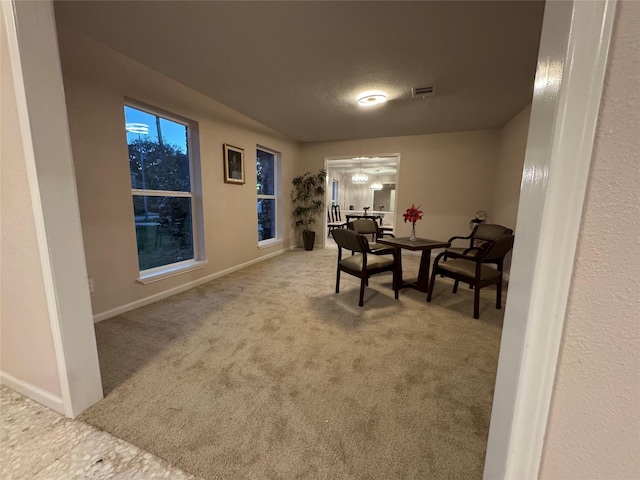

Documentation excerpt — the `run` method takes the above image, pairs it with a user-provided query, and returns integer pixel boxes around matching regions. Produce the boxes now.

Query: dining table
[344,212,385,223]
[376,236,451,292]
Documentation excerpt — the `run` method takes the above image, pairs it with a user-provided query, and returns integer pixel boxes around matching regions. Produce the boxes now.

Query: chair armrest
[436,245,492,265]
[447,234,473,243]
[441,250,480,261]
[461,246,485,256]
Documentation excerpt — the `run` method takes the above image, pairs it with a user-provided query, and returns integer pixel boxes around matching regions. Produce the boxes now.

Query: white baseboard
[93,247,295,323]
[0,370,64,414]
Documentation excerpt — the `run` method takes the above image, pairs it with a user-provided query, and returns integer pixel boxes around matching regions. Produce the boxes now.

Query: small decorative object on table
[403,204,423,241]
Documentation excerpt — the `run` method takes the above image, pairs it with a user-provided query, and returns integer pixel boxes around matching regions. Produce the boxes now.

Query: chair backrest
[348,218,380,236]
[473,224,513,242]
[332,228,368,253]
[331,204,342,222]
[480,234,514,262]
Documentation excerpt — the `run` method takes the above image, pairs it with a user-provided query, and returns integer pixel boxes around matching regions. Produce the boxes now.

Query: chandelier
[351,173,368,184]
[351,157,368,184]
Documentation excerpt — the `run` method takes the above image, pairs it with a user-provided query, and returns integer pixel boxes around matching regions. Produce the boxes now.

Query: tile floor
[0,386,201,479]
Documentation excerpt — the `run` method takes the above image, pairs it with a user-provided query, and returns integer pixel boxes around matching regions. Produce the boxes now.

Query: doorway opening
[324,155,400,246]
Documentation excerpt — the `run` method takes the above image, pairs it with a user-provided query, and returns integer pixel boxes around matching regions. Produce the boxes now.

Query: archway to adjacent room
[324,155,400,245]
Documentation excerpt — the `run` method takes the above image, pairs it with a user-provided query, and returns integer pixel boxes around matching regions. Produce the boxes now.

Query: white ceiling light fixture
[357,91,388,107]
[352,173,368,184]
[351,158,368,184]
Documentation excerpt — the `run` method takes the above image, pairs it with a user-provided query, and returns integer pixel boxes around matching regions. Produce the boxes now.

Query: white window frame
[257,146,281,248]
[125,100,206,283]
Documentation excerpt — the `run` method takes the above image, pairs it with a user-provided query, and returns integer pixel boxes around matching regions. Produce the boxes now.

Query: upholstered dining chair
[327,205,346,237]
[427,233,515,319]
[446,223,513,271]
[347,218,395,255]
[332,228,400,307]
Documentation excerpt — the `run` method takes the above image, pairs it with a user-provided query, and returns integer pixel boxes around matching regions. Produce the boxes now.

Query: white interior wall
[492,105,532,230]
[327,167,397,217]
[539,1,640,477]
[342,173,396,213]
[485,0,619,476]
[1,0,103,417]
[0,14,62,405]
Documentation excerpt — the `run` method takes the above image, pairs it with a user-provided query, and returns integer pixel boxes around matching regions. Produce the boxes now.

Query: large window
[124,104,202,277]
[256,148,279,244]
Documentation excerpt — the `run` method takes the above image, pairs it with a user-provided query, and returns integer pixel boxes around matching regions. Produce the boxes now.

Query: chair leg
[335,269,341,293]
[453,280,459,294]
[426,267,438,302]
[393,250,400,299]
[393,268,399,300]
[496,280,503,309]
[473,285,480,319]
[359,277,366,307]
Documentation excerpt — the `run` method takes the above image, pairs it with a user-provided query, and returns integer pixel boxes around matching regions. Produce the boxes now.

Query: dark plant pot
[302,230,316,251]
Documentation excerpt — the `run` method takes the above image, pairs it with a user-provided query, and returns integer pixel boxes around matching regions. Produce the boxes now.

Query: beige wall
[301,131,501,242]
[493,105,531,229]
[540,2,640,478]
[56,26,301,318]
[0,20,61,396]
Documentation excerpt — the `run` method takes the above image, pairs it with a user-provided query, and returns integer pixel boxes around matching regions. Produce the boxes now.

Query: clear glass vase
[409,223,417,241]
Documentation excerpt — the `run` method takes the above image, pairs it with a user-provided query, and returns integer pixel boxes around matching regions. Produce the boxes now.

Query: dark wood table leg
[393,247,403,291]
[393,248,403,294]
[415,248,433,292]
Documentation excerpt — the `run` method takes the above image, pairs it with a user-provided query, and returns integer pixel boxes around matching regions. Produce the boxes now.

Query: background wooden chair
[427,233,515,319]
[332,228,400,307]
[327,204,346,236]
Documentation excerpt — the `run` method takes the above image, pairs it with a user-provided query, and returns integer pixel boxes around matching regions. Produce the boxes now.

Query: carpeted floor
[81,248,506,479]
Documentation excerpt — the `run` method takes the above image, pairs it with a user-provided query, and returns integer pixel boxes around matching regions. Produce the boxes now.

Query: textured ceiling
[53,1,545,143]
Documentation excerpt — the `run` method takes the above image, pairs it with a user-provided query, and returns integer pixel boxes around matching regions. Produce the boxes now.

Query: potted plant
[291,169,327,250]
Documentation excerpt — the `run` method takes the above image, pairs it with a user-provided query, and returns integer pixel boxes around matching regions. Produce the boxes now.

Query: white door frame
[5,1,616,477]
[484,0,616,477]
[2,0,103,417]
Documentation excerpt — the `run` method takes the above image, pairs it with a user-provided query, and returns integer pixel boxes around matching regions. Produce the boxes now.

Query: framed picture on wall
[223,144,245,184]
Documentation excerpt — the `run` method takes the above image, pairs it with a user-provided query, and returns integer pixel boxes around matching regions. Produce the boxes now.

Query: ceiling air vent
[412,85,435,98]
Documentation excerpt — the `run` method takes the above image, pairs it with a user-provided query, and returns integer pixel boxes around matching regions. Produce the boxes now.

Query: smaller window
[332,180,339,206]
[257,148,279,244]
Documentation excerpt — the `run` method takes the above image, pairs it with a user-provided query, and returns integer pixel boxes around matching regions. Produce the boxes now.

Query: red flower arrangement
[403,204,423,224]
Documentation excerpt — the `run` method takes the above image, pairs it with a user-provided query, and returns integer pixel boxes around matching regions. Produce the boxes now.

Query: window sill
[136,260,208,285]
[258,238,283,250]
